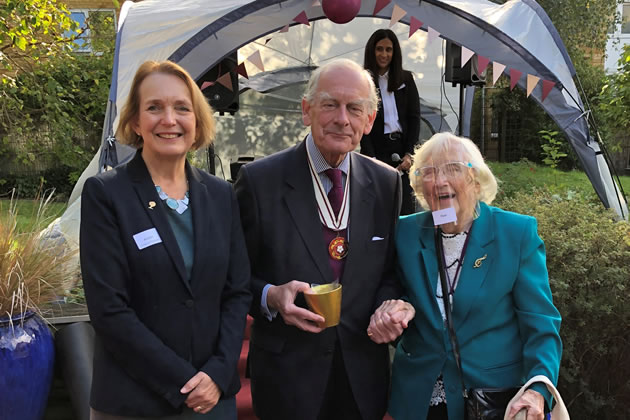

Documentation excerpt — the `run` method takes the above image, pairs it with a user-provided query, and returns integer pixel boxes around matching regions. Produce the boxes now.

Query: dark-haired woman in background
[361,29,420,215]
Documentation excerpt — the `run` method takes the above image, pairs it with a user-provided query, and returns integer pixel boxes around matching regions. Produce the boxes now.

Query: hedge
[501,188,630,419]
[0,166,75,200]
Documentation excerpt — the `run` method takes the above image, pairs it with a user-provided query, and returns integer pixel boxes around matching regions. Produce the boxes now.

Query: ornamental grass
[0,191,77,320]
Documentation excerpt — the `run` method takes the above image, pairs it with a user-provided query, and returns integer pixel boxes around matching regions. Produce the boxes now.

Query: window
[65,9,116,53]
[622,3,630,34]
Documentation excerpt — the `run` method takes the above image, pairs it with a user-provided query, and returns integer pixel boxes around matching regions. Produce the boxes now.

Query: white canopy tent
[59,0,627,254]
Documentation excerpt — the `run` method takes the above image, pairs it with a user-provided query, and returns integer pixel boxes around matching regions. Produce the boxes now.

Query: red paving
[235,315,395,420]
[236,316,257,420]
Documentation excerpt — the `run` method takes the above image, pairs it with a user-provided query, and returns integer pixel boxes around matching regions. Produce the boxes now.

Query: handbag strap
[504,375,570,420]
[434,226,468,398]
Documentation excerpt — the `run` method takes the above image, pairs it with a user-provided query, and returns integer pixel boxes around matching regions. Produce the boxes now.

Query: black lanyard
[434,226,469,398]
[439,225,472,296]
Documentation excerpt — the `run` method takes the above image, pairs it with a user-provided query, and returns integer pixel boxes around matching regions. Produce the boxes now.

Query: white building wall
[605,1,630,73]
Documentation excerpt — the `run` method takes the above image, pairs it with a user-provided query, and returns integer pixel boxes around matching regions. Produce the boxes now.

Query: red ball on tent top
[322,0,361,24]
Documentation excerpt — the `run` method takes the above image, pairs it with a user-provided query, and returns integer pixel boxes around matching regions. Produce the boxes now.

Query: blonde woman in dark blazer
[81,60,251,419]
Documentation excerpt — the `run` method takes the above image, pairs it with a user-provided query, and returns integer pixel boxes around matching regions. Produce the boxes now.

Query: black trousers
[426,403,448,420]
[374,135,417,216]
[317,342,362,420]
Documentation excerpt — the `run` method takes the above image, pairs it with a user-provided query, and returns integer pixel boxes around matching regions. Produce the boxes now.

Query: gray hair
[303,59,379,114]
[409,132,498,207]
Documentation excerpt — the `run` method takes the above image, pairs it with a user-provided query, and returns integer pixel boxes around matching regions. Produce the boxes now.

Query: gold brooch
[148,201,156,210]
[473,254,487,268]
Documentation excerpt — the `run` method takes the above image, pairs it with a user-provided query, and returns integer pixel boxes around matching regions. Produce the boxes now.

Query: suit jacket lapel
[187,163,207,292]
[127,150,191,294]
[283,142,331,284]
[340,154,374,287]
[394,86,405,116]
[452,203,494,328]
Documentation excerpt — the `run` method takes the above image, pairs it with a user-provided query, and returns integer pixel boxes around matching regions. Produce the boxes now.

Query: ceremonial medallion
[329,236,349,260]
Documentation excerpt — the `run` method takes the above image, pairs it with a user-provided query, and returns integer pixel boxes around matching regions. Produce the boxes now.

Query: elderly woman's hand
[181,371,221,414]
[367,299,415,343]
[506,389,545,420]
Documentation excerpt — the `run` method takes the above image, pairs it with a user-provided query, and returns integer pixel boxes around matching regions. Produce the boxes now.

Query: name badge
[133,228,162,250]
[432,207,457,225]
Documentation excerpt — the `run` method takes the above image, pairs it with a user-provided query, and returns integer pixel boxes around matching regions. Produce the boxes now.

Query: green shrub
[501,188,630,419]
[539,129,567,169]
[0,166,75,200]
[0,11,113,188]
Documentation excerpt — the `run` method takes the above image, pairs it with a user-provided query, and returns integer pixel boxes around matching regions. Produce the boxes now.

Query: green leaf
[15,36,27,50]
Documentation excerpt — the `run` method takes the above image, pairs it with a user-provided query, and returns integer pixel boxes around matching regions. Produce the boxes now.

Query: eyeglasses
[415,162,472,180]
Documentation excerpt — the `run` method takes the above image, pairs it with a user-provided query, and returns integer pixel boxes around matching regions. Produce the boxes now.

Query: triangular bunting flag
[409,17,423,38]
[541,79,556,102]
[389,4,407,27]
[492,62,505,86]
[373,0,391,15]
[509,68,522,91]
[200,81,213,91]
[293,11,310,26]
[247,50,265,72]
[237,62,248,79]
[477,55,490,74]
[526,74,540,97]
[279,24,289,33]
[217,72,233,91]
[461,46,474,68]
[311,0,321,6]
[427,27,440,44]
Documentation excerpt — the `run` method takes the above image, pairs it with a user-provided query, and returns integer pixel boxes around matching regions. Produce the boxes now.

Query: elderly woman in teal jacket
[367,132,562,420]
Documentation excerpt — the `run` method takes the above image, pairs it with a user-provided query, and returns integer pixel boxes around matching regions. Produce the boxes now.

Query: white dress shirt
[378,72,402,135]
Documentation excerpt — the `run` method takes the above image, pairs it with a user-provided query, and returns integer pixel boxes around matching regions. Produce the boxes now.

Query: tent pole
[458,84,464,136]
[480,87,485,155]
[207,144,216,175]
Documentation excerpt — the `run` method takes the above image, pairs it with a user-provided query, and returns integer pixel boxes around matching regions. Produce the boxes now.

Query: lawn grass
[0,199,67,233]
[488,159,630,207]
[1,160,629,228]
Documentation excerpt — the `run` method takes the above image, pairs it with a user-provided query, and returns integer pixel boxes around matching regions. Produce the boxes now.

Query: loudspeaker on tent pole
[444,40,486,87]
[197,52,240,115]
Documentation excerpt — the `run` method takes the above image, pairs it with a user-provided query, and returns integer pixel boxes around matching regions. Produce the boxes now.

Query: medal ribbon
[306,145,350,232]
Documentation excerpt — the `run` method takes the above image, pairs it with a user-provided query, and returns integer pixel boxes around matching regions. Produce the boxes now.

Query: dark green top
[164,205,194,283]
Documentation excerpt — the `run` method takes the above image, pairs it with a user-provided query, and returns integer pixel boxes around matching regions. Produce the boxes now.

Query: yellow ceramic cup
[304,283,342,328]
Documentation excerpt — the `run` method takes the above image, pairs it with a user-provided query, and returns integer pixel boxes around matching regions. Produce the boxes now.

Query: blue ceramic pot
[0,311,55,420]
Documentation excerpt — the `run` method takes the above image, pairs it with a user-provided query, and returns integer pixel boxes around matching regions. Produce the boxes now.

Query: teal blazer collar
[417,202,497,328]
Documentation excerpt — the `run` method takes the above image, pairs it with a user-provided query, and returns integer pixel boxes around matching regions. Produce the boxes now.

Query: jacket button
[185,299,194,308]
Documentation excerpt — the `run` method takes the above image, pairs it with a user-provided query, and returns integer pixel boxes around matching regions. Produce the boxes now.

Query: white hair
[409,132,498,208]
[303,59,378,114]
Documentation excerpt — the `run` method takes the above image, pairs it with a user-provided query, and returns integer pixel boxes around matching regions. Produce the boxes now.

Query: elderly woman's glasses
[416,162,472,180]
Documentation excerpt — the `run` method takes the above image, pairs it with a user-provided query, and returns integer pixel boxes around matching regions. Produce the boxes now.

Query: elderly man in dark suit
[234,59,416,420]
